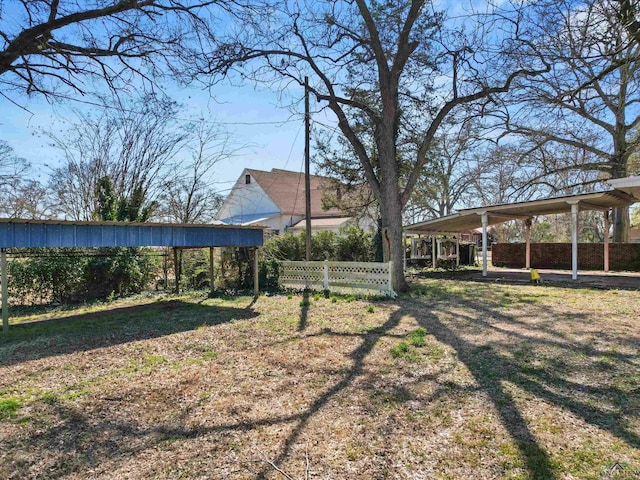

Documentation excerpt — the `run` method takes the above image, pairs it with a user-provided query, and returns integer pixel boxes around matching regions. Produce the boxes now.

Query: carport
[405,178,640,279]
[0,219,265,331]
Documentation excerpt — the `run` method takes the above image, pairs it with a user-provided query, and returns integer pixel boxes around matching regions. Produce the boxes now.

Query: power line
[17,92,303,127]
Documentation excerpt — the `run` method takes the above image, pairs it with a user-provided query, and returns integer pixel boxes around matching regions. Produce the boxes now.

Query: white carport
[405,181,640,280]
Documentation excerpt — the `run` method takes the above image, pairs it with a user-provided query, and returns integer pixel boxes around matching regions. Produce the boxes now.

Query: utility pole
[304,76,312,261]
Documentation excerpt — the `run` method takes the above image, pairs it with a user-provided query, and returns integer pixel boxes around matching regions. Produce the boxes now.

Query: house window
[245,174,251,184]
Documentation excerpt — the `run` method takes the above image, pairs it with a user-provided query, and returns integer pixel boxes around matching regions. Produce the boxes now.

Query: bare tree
[0,140,29,188]
[192,0,549,290]
[157,121,237,224]
[615,0,640,46]
[48,94,189,220]
[404,120,487,223]
[0,141,50,218]
[500,0,640,241]
[3,179,52,219]
[0,0,223,100]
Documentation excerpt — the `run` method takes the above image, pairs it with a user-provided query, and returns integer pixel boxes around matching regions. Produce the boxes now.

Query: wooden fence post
[388,261,393,294]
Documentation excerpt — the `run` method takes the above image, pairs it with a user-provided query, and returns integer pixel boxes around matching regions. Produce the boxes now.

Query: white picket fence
[279,260,396,297]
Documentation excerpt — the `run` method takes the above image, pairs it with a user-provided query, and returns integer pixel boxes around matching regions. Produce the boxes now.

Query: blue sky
[0,0,319,192]
[0,0,476,195]
[0,80,319,194]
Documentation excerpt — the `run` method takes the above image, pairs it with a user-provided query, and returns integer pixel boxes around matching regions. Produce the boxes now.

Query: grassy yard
[0,280,638,479]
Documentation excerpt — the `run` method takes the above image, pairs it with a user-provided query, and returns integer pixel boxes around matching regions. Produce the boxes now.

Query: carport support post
[456,235,460,267]
[173,247,180,294]
[209,247,215,294]
[569,201,579,280]
[604,211,610,273]
[1,249,8,332]
[432,236,437,268]
[525,218,532,270]
[253,247,259,299]
[481,213,488,277]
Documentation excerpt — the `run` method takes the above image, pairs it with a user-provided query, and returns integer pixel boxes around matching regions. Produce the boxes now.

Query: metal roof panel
[0,219,264,249]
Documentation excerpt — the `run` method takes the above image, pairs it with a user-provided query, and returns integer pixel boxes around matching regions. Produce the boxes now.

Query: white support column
[456,235,460,267]
[481,213,489,277]
[604,210,610,273]
[432,235,437,268]
[1,249,8,332]
[525,218,532,270]
[569,201,579,280]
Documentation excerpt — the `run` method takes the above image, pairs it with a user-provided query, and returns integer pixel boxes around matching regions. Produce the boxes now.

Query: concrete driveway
[415,267,640,290]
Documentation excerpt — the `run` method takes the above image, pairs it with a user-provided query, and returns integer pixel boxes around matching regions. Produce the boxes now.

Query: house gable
[216,169,280,224]
[216,168,372,233]
[246,168,343,217]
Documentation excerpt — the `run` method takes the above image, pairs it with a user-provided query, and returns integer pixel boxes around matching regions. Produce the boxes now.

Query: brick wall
[492,243,640,271]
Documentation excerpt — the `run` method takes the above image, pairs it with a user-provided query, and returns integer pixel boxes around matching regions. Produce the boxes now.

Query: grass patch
[0,397,21,419]
[202,350,219,360]
[390,341,412,359]
[1,280,639,479]
[390,328,440,361]
[407,327,427,347]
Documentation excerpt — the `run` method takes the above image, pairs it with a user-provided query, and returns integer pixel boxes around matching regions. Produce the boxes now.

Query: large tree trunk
[613,206,629,243]
[610,152,630,242]
[377,125,409,293]
[379,185,408,293]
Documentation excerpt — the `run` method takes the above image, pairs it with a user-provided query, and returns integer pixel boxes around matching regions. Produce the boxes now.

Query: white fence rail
[279,260,396,297]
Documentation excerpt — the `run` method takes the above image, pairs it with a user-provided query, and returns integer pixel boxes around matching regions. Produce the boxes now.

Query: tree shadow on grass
[252,307,404,479]
[3,286,638,479]
[414,269,640,291]
[405,288,640,478]
[298,290,310,332]
[248,284,638,479]
[409,303,557,478]
[0,300,258,367]
[1,306,405,479]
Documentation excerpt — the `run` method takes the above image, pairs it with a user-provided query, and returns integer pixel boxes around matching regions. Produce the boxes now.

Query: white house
[216,168,375,234]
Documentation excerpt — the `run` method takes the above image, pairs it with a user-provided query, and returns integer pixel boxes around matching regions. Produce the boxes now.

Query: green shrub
[263,232,305,261]
[264,225,374,262]
[259,258,280,290]
[335,224,375,262]
[85,248,157,300]
[180,249,211,290]
[311,230,338,260]
[9,247,158,305]
[9,249,86,303]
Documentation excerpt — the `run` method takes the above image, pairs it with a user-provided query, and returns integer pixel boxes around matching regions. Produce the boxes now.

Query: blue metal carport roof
[0,218,265,332]
[0,219,264,248]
